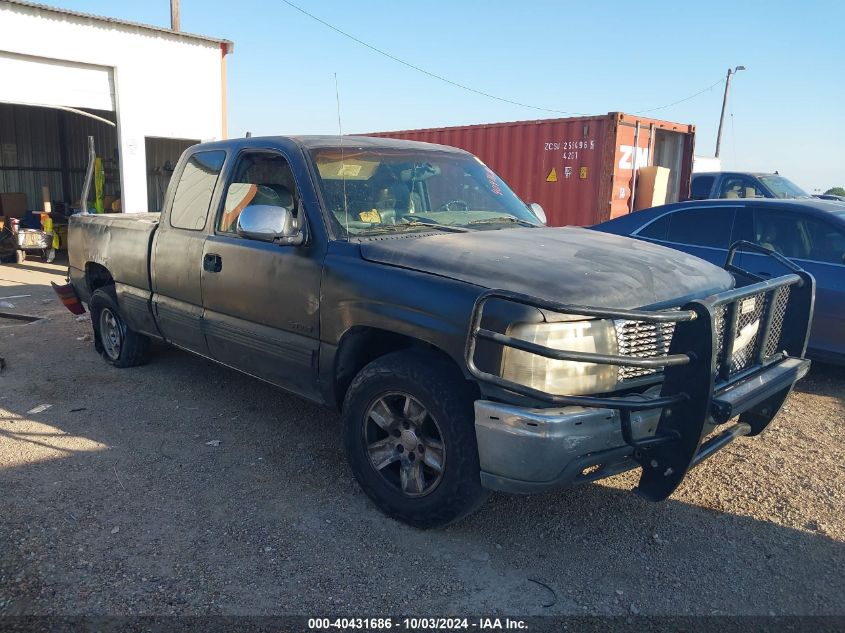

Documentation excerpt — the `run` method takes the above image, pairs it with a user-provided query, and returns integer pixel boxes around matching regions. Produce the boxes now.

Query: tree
[824,187,845,197]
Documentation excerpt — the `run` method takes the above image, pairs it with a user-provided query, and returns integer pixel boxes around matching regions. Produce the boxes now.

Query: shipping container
[368,112,696,227]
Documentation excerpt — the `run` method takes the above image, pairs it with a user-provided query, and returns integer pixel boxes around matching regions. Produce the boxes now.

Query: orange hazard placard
[546,168,557,182]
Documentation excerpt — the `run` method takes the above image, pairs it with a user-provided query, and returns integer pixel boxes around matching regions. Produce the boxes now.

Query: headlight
[500,319,619,395]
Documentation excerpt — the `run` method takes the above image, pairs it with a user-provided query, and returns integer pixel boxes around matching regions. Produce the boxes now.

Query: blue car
[594,199,845,364]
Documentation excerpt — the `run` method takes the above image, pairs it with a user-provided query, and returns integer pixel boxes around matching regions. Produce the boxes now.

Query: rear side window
[638,213,670,240]
[170,150,226,230]
[690,175,715,200]
[666,207,736,248]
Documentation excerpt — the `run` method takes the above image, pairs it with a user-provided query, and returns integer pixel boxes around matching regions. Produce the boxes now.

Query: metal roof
[1,0,234,53]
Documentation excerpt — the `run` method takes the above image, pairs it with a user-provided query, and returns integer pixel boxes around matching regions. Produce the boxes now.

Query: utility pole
[170,0,180,31]
[715,65,745,158]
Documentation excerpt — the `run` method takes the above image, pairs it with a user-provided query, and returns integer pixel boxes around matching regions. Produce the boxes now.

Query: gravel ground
[0,259,843,617]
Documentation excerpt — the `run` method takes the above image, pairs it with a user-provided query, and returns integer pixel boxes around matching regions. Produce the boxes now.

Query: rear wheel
[342,350,487,528]
[89,287,150,367]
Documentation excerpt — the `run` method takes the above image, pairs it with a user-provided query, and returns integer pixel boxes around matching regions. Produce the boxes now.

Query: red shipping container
[368,112,695,227]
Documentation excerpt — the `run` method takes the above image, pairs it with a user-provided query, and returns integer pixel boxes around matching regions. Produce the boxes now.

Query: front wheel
[342,350,488,528]
[89,287,150,368]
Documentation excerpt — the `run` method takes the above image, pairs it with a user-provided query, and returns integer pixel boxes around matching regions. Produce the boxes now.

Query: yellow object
[546,168,557,182]
[41,215,60,249]
[94,157,105,213]
[358,209,381,223]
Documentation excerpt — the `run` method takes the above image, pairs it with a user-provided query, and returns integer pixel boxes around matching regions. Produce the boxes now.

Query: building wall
[0,2,226,212]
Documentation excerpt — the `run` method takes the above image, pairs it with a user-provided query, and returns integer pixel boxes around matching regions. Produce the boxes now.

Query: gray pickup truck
[67,136,814,528]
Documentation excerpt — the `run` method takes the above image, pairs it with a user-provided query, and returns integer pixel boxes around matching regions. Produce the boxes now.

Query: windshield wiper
[356,221,469,236]
[405,220,469,233]
[466,216,539,227]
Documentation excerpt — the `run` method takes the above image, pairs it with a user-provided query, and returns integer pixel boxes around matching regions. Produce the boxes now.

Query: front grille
[764,286,790,358]
[616,286,791,383]
[615,319,675,381]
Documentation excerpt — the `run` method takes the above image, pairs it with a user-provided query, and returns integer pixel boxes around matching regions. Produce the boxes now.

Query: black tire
[342,350,488,528]
[89,286,150,368]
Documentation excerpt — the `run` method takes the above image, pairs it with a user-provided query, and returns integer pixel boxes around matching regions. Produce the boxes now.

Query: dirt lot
[1,258,843,617]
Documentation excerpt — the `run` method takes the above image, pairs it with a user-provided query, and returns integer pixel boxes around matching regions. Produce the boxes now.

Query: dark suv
[690,172,811,201]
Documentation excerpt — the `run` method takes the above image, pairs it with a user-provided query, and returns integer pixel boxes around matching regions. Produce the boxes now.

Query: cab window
[690,175,715,200]
[719,176,763,199]
[169,151,225,230]
[218,152,298,235]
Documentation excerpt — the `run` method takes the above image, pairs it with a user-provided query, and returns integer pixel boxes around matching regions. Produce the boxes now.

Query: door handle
[203,253,222,273]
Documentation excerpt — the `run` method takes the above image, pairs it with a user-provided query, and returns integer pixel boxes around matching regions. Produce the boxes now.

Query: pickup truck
[67,136,815,528]
[690,171,812,201]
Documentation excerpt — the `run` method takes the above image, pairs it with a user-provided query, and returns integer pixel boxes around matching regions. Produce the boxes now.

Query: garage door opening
[0,102,119,214]
[0,101,120,263]
[146,137,198,212]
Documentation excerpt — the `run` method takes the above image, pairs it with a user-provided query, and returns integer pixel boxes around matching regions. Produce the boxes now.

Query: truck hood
[359,226,734,309]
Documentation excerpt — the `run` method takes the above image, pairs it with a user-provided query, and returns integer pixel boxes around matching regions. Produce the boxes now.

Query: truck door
[200,149,323,400]
[151,149,226,354]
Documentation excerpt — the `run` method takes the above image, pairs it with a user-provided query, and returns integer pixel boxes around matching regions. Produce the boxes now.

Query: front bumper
[465,250,815,501]
[475,356,810,494]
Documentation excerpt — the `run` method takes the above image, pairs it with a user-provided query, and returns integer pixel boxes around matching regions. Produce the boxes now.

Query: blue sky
[49,0,845,192]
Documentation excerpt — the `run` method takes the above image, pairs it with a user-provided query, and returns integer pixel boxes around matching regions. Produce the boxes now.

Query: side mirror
[529,202,547,225]
[236,205,304,245]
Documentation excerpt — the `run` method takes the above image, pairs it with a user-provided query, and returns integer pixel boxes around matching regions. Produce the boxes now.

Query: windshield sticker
[485,168,503,196]
[337,163,362,177]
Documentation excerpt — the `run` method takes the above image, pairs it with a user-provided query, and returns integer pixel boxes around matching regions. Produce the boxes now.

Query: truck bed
[68,212,160,299]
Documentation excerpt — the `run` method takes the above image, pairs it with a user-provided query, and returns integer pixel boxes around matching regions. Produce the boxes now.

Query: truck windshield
[309,147,541,237]
[758,175,811,199]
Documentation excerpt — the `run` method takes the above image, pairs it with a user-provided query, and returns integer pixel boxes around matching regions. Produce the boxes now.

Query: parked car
[593,198,842,363]
[690,171,811,201]
[814,193,845,203]
[64,136,813,527]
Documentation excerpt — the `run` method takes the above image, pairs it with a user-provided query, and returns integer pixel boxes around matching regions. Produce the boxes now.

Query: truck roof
[196,135,470,155]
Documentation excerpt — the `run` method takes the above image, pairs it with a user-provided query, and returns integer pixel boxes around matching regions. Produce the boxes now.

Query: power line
[279,0,588,116]
[634,79,725,114]
[282,0,727,119]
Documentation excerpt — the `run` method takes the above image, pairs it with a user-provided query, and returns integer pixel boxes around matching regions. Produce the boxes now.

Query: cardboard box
[0,192,28,219]
[633,166,670,211]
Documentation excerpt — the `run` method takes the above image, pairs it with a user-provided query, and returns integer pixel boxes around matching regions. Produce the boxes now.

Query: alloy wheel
[362,392,446,497]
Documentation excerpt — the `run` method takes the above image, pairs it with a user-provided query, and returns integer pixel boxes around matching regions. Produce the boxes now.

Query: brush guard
[465,243,814,501]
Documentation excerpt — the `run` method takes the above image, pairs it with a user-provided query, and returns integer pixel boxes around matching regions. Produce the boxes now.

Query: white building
[0,0,233,213]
